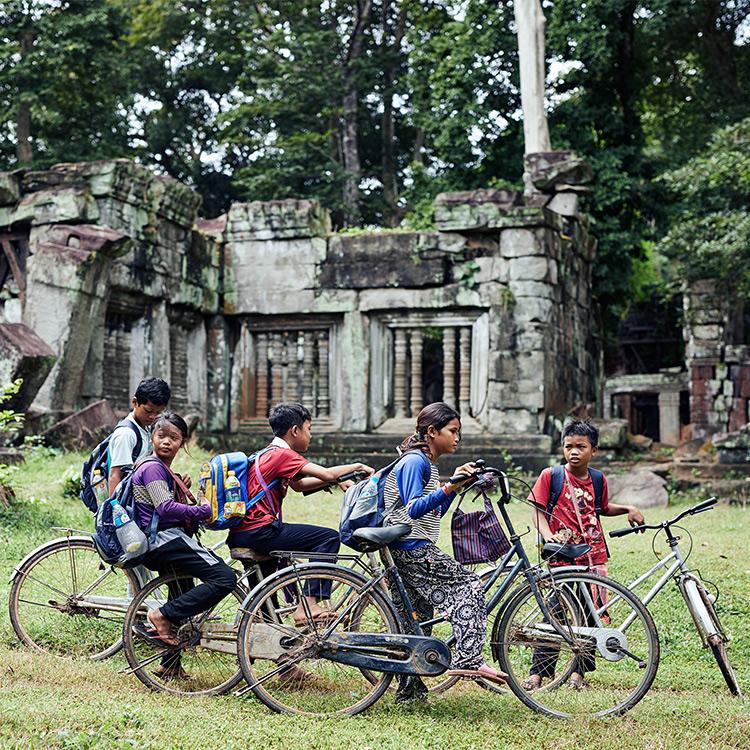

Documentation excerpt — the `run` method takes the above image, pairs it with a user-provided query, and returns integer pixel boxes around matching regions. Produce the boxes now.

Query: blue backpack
[547,465,605,517]
[340,451,429,552]
[80,420,144,513]
[91,456,160,568]
[201,449,281,531]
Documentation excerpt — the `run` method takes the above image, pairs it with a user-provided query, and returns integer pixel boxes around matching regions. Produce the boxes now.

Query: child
[107,377,171,495]
[525,419,645,690]
[384,401,507,703]
[132,411,237,667]
[227,402,373,625]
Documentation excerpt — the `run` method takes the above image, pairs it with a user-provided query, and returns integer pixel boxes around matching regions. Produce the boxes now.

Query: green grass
[1,447,748,749]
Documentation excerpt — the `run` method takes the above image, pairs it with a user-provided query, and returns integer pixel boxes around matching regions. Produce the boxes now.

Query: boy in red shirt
[525,419,645,690]
[227,402,373,624]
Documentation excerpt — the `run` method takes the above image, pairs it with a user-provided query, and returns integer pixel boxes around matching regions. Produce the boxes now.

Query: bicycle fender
[9,535,93,583]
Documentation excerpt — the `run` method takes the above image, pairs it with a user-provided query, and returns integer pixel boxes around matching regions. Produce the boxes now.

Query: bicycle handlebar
[609,496,718,538]
[301,469,370,496]
[450,460,512,503]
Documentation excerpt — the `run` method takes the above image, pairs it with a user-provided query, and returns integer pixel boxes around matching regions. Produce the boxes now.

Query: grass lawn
[0,446,748,750]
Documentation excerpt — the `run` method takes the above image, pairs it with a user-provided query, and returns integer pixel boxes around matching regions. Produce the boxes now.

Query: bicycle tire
[687,578,743,697]
[237,563,400,716]
[493,571,660,718]
[122,572,245,697]
[9,537,138,660]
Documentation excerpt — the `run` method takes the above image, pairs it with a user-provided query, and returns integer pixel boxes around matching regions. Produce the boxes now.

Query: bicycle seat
[541,542,591,561]
[350,524,412,552]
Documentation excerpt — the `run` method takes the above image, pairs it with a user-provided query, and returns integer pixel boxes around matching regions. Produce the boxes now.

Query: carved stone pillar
[254,332,269,417]
[270,333,283,405]
[283,333,297,401]
[459,326,471,416]
[442,327,456,407]
[302,331,315,411]
[409,328,423,417]
[317,331,330,417]
[394,328,408,418]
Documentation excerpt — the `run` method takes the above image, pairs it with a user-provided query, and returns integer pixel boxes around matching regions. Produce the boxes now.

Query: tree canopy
[2,0,749,338]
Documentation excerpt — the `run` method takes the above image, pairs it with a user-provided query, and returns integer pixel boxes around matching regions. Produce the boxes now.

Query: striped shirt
[383,452,456,548]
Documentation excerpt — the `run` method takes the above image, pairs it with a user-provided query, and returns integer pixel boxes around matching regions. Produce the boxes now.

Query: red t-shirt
[234,445,308,531]
[528,466,610,566]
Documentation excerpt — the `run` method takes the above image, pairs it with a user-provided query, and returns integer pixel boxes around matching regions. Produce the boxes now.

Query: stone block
[0,323,57,411]
[509,255,550,282]
[499,227,546,258]
[514,297,554,325]
[525,151,593,190]
[0,187,99,227]
[546,191,579,217]
[607,470,668,508]
[509,280,555,300]
[0,172,21,205]
[226,199,330,240]
[42,399,116,450]
[593,418,628,449]
[320,232,448,289]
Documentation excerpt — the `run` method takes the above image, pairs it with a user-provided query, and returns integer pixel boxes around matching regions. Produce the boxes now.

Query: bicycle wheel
[237,564,400,716]
[9,537,138,660]
[122,573,244,696]
[493,572,660,718]
[686,578,743,697]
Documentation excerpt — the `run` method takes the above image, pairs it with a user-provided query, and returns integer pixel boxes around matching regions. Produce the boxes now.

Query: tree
[0,0,136,168]
[657,116,750,294]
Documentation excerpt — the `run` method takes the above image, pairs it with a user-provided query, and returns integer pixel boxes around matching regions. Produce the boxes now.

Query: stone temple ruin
[0,157,745,473]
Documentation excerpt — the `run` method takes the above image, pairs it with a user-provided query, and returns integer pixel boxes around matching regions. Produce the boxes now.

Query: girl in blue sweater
[384,402,506,701]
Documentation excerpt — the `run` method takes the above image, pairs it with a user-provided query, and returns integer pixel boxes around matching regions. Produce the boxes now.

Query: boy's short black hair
[561,419,599,448]
[134,377,171,406]
[268,402,311,437]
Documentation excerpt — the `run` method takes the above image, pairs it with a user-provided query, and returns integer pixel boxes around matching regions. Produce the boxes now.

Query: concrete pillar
[206,315,230,432]
[659,390,681,446]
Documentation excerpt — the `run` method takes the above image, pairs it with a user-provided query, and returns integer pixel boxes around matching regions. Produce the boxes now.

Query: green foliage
[657,117,750,294]
[0,379,23,432]
[0,0,137,167]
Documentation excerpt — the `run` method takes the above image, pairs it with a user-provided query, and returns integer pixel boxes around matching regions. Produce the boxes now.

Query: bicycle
[119,470,375,696]
[8,529,244,661]
[608,496,742,697]
[234,464,660,718]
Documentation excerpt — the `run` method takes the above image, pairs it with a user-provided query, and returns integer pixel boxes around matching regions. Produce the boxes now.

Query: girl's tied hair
[399,402,461,454]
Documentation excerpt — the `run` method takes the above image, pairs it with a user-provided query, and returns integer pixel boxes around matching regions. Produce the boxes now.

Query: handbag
[451,492,511,565]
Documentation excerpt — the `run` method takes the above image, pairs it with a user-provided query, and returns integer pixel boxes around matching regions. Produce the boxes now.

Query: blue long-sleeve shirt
[383,452,456,548]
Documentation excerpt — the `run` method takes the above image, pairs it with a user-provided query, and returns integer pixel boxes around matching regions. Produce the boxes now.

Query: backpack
[547,465,605,518]
[91,456,161,568]
[201,448,281,531]
[80,419,144,513]
[340,451,430,552]
[545,464,608,557]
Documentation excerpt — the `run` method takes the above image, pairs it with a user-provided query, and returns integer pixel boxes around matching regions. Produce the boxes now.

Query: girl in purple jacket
[132,412,236,659]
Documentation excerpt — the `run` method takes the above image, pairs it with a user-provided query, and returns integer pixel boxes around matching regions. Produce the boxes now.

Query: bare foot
[147,608,179,646]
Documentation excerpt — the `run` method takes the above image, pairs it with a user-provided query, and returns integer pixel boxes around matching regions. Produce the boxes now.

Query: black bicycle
[234,464,660,717]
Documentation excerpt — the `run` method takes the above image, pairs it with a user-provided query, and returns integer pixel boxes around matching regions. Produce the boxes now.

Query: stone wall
[684,280,750,438]
[0,157,598,446]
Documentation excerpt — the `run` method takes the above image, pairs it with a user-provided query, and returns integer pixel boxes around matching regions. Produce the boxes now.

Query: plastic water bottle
[92,469,109,505]
[224,470,244,518]
[111,499,147,555]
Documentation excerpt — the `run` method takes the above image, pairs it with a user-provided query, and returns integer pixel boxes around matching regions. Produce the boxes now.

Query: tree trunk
[341,0,372,226]
[381,1,408,227]
[614,2,639,146]
[16,28,35,164]
[514,0,551,156]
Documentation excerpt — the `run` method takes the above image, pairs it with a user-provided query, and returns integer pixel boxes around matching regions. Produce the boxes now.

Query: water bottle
[92,469,109,505]
[111,499,147,555]
[224,470,245,518]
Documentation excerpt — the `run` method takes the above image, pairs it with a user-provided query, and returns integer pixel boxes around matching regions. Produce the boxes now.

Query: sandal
[569,673,587,690]
[521,674,542,691]
[292,609,339,628]
[446,664,508,686]
[153,664,190,681]
[133,621,180,648]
